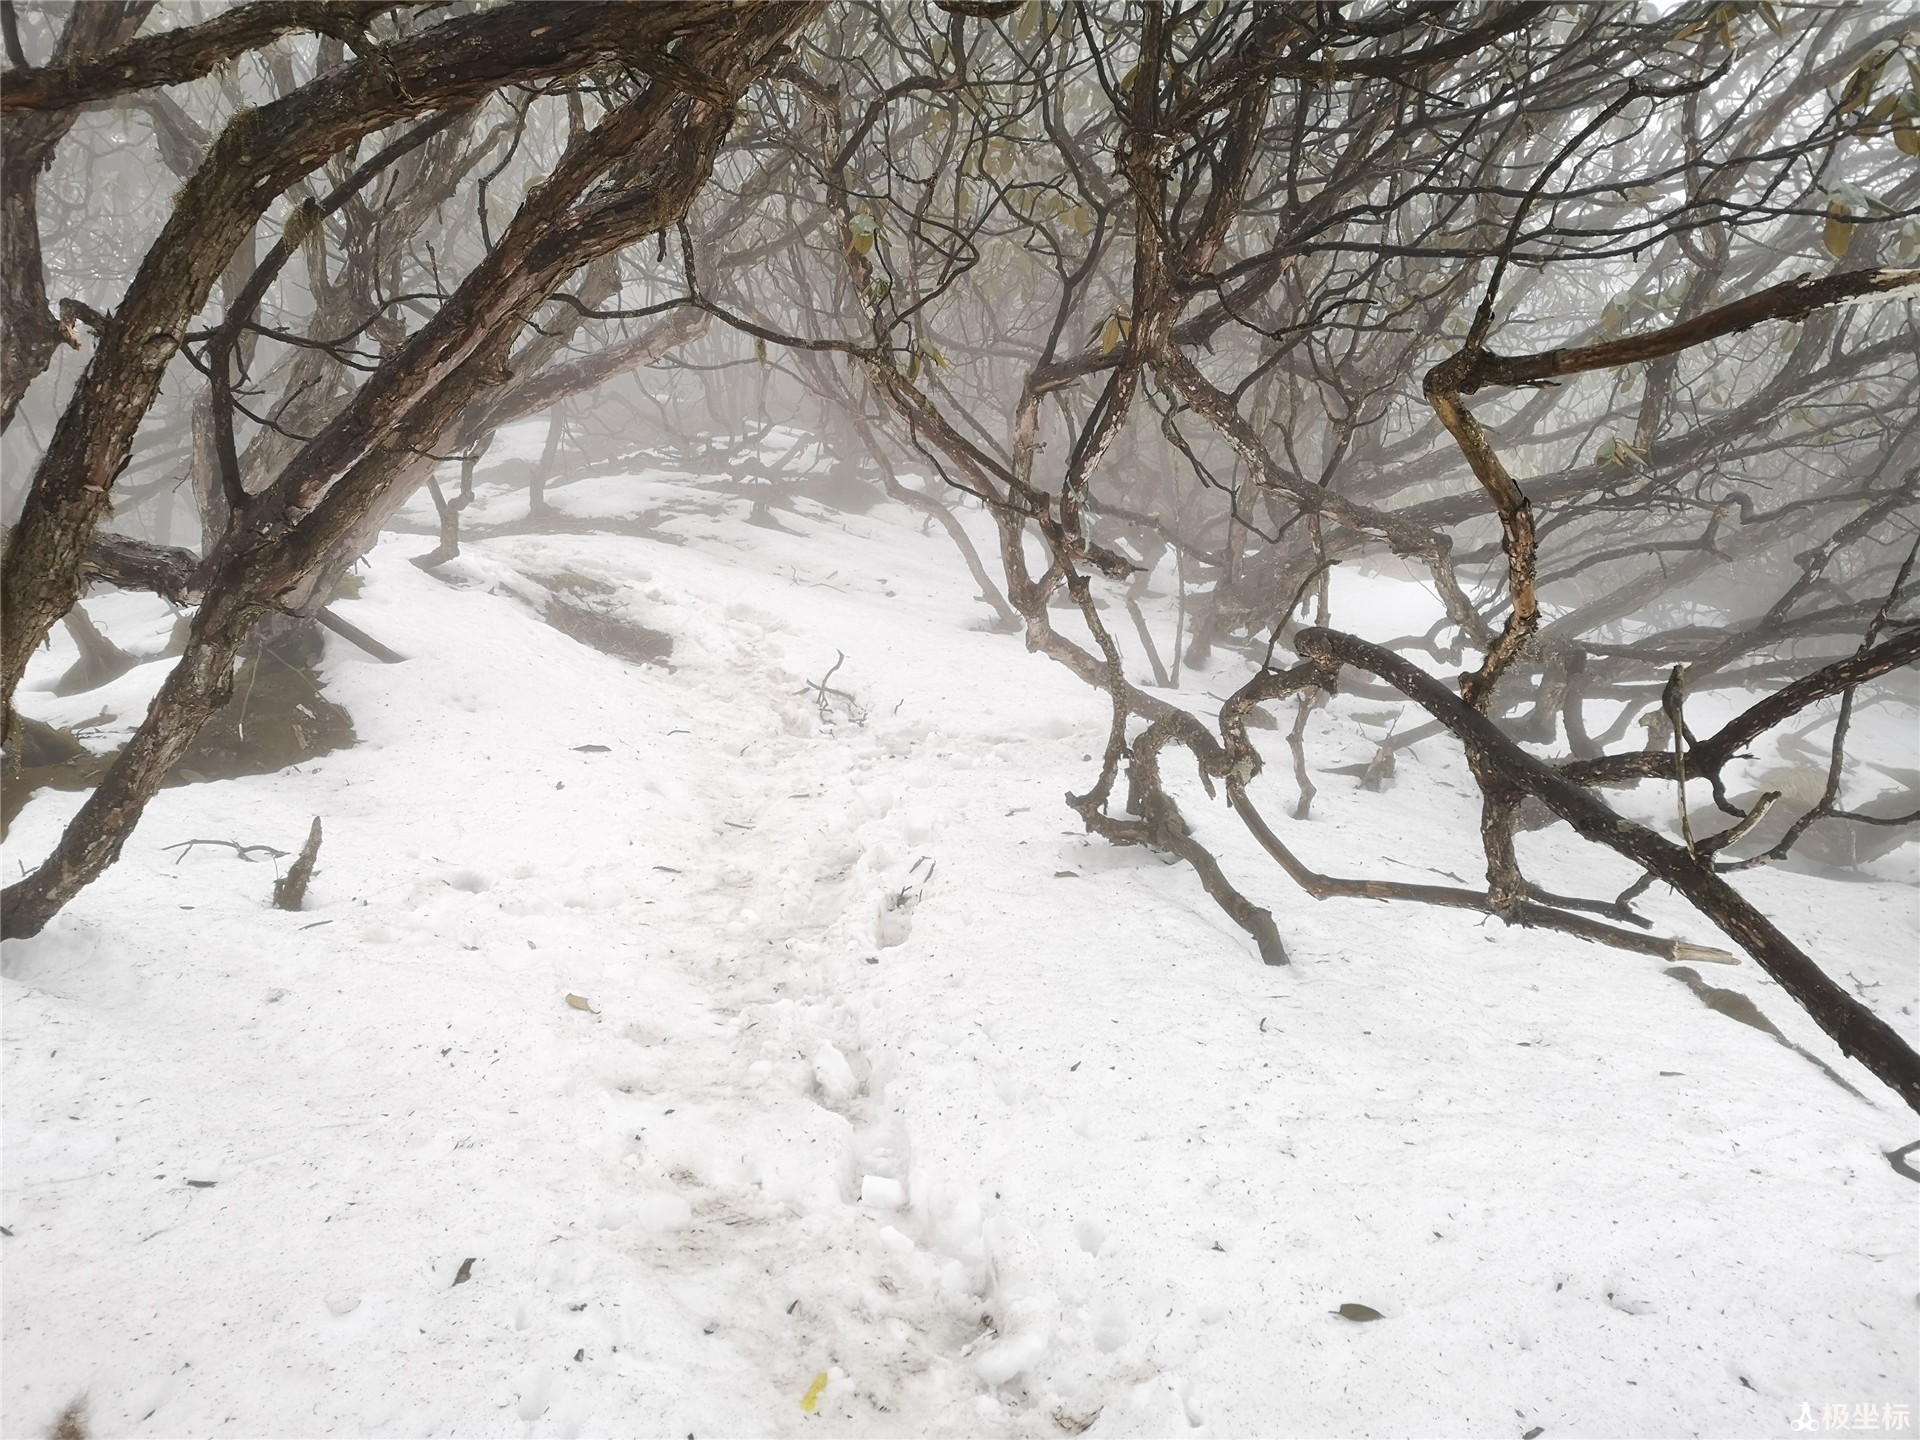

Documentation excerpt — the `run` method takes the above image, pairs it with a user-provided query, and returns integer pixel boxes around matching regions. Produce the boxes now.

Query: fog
[2,4,1917,1432]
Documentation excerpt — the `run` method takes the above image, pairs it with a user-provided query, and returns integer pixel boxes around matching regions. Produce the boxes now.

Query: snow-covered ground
[5,446,1916,1438]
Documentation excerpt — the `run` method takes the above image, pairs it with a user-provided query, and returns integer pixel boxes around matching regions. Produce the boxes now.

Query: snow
[4,463,1916,1438]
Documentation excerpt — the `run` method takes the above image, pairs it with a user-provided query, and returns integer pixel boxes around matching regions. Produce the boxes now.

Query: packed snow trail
[4,461,1915,1437]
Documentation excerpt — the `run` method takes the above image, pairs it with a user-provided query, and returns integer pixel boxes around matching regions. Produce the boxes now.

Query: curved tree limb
[1293,625,1920,1114]
[0,2,413,112]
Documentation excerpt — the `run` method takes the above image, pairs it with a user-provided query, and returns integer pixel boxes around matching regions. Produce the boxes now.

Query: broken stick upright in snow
[273,817,323,912]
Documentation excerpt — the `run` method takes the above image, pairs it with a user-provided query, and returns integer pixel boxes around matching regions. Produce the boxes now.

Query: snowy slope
[3,460,1916,1439]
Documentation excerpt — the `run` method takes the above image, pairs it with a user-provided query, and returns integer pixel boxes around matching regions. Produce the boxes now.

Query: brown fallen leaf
[452,1257,475,1286]
[1334,1303,1384,1322]
[564,994,597,1013]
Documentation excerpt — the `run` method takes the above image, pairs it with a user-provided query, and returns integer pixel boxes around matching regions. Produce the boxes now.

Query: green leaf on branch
[1596,436,1649,470]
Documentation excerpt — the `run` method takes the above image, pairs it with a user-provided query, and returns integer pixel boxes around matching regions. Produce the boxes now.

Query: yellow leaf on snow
[801,1372,829,1413]
[564,993,597,1013]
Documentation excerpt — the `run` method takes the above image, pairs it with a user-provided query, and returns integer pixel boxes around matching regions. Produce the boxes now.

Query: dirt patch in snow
[4,621,355,834]
[541,591,673,668]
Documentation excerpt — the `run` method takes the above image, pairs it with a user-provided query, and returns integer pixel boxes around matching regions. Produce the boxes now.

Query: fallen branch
[1228,784,1734,964]
[315,607,406,663]
[800,650,866,726]
[163,838,287,863]
[82,533,204,606]
[1124,597,1173,687]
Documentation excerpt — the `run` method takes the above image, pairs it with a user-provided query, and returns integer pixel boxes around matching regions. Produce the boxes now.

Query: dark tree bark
[272,815,323,910]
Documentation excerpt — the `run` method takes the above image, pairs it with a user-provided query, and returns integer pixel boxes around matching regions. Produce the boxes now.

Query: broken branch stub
[273,816,323,911]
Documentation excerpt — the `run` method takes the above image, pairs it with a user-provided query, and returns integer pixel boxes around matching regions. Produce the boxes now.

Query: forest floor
[4,430,1917,1438]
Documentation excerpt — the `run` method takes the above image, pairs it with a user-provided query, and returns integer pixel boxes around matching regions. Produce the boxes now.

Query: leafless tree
[692,1,1920,1109]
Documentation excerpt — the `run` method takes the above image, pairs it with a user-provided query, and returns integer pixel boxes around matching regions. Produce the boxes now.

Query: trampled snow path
[4,465,1916,1438]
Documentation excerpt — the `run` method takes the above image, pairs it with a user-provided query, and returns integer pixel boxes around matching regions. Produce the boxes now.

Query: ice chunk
[813,1044,858,1104]
[860,1175,905,1209]
[630,1192,693,1231]
[974,1294,1055,1384]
